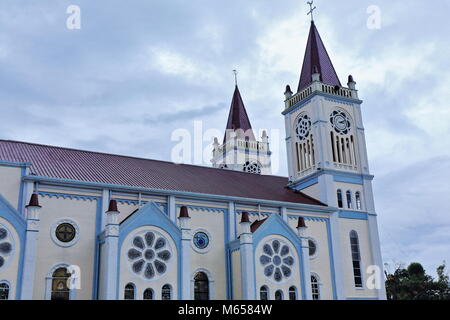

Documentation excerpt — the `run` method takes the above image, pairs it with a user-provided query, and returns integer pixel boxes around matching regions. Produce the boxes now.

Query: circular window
[259,239,295,283]
[193,232,209,250]
[295,114,312,141]
[127,230,172,280]
[55,223,76,243]
[51,219,80,247]
[0,226,14,270]
[330,110,351,135]
[243,161,261,174]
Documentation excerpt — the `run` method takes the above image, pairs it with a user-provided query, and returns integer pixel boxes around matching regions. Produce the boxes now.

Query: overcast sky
[0,0,449,276]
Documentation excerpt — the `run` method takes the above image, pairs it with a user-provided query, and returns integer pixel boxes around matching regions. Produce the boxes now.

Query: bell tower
[212,85,271,175]
[283,20,374,212]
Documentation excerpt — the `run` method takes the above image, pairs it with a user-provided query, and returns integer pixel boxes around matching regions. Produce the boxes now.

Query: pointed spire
[224,85,256,142]
[297,21,341,92]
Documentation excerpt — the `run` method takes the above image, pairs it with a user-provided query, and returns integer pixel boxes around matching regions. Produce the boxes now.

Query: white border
[191,228,212,254]
[50,218,80,248]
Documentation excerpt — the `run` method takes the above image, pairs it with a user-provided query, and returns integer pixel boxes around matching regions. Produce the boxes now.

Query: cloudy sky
[0,0,449,276]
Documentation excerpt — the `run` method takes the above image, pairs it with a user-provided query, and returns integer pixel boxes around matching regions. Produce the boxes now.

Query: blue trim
[117,201,182,299]
[326,219,338,299]
[24,175,335,214]
[37,191,102,299]
[17,166,26,216]
[0,194,27,299]
[236,209,271,216]
[252,213,307,299]
[92,198,102,299]
[223,208,231,299]
[339,210,368,220]
[0,160,32,168]
[37,191,99,201]
[175,204,226,213]
[116,198,168,215]
[289,169,373,191]
[333,174,363,185]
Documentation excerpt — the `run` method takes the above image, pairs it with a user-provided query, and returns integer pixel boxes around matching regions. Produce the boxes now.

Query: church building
[0,19,386,300]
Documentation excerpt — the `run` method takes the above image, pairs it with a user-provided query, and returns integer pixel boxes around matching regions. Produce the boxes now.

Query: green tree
[385,262,450,300]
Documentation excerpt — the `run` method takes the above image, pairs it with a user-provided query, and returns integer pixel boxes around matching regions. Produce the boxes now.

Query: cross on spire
[307,1,316,22]
[232,69,238,86]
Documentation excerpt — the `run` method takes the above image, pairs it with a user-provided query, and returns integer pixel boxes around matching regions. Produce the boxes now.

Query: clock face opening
[330,110,351,135]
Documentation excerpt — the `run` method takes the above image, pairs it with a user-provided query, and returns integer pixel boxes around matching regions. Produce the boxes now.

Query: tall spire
[297,21,341,92]
[224,85,255,142]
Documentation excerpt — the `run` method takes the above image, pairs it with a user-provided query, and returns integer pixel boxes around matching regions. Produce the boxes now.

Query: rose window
[243,161,261,174]
[0,226,13,269]
[295,114,312,141]
[259,239,294,282]
[127,231,172,280]
[330,110,351,135]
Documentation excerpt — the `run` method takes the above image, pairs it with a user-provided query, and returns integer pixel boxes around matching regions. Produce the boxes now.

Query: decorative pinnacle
[307,1,316,22]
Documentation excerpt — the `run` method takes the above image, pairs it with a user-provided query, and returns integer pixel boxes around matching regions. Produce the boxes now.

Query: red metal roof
[297,21,341,92]
[0,140,325,206]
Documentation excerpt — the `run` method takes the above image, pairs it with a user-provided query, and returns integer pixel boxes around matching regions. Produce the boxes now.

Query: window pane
[194,272,209,300]
[275,290,283,300]
[51,268,70,300]
[124,283,135,300]
[162,285,171,300]
[288,287,296,300]
[0,283,9,300]
[260,287,268,300]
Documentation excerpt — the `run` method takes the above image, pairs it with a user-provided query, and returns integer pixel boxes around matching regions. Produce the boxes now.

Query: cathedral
[0,19,386,300]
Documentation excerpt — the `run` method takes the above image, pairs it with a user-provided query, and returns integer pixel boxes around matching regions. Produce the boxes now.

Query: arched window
[260,286,268,300]
[288,286,297,300]
[162,284,172,300]
[143,288,154,300]
[0,282,9,300]
[346,190,353,209]
[51,268,70,300]
[350,231,363,288]
[194,272,209,300]
[337,190,343,208]
[311,275,320,300]
[355,192,362,210]
[275,290,283,301]
[124,283,135,300]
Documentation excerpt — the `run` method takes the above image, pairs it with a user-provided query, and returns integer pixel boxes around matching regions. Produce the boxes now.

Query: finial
[232,69,238,86]
[179,206,190,218]
[307,1,316,22]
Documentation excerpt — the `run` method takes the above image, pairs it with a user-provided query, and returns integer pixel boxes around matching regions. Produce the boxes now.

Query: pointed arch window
[194,272,209,300]
[355,192,362,210]
[0,282,9,300]
[311,275,320,300]
[288,286,297,300]
[275,290,283,300]
[124,283,135,300]
[350,231,363,288]
[337,190,343,208]
[51,268,71,300]
[162,284,172,300]
[260,286,269,300]
[346,191,353,209]
[143,288,154,300]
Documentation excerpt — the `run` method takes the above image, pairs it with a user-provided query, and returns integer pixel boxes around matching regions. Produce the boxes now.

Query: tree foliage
[385,262,450,300]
